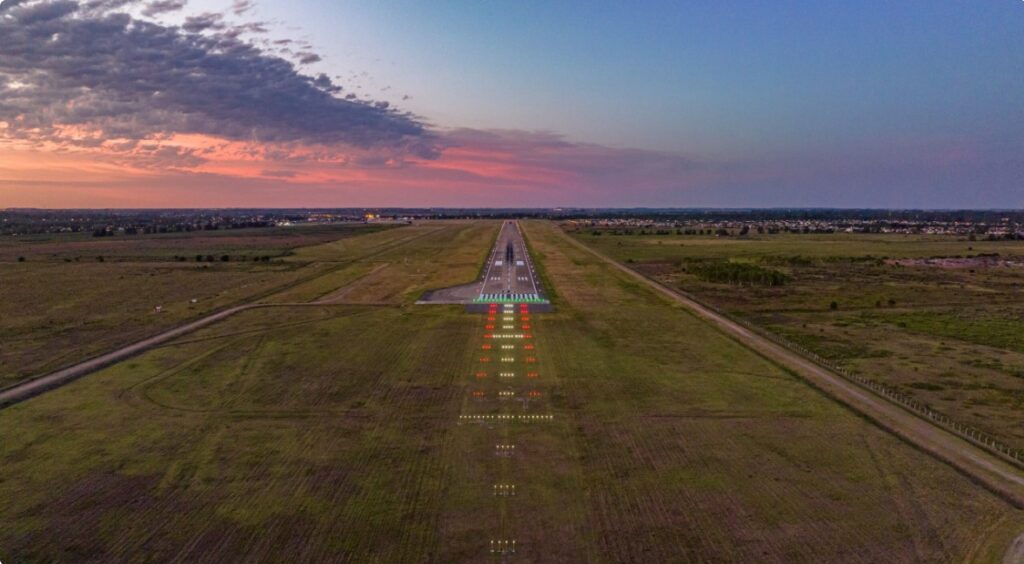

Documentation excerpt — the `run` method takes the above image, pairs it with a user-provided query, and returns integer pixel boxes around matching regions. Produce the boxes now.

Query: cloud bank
[0,0,434,160]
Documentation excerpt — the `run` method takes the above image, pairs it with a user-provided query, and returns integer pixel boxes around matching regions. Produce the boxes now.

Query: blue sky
[268,0,1024,153]
[1,0,1021,207]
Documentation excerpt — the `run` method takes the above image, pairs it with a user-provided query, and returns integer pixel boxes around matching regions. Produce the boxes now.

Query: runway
[475,221,545,303]
[416,220,550,308]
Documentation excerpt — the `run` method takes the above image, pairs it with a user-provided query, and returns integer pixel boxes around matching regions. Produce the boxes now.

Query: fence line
[664,282,1024,469]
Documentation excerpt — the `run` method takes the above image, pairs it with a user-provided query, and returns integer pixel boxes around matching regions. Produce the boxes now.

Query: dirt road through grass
[560,225,1024,510]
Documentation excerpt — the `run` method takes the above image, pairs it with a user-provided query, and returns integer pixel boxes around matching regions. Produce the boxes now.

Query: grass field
[569,228,1024,451]
[0,220,1021,562]
[0,223,414,387]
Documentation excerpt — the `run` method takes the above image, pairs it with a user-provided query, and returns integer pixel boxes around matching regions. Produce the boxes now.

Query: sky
[0,0,1021,208]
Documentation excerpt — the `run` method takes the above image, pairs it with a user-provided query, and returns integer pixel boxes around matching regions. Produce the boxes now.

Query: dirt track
[558,228,1024,510]
[0,225,446,410]
[0,303,326,408]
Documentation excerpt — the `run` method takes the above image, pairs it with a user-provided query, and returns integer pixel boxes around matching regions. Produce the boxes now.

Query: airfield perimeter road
[557,227,1024,510]
[0,224,448,409]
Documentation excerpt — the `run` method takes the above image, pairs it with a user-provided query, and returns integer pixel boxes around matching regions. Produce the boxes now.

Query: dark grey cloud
[230,0,253,15]
[141,0,184,17]
[0,1,434,158]
[296,51,321,65]
[182,12,223,33]
[0,0,30,11]
[11,0,76,22]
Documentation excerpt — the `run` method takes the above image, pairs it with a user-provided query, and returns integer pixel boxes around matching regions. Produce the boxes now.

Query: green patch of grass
[870,310,1024,353]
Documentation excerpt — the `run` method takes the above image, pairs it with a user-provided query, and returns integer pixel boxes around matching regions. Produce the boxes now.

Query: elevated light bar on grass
[493,484,516,496]
[459,414,553,421]
[490,540,516,555]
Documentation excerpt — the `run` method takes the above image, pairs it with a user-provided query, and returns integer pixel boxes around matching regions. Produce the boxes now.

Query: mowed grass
[525,221,1022,562]
[0,305,478,561]
[1,220,1022,562]
[0,223,422,387]
[571,228,1024,450]
[0,220,500,561]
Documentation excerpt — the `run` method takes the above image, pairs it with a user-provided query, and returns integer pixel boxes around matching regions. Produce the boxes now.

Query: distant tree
[261,256,270,262]
[887,298,896,307]
[196,254,204,262]
[17,256,25,262]
[829,301,838,310]
[739,225,750,236]
[97,256,104,262]
[221,255,230,262]
[205,255,214,262]
[875,300,882,308]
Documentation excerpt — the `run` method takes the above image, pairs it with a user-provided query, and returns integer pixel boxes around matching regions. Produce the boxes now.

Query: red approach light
[523,344,535,350]
[480,357,491,363]
[528,390,542,398]
[481,344,492,350]
[472,390,485,397]
[487,316,496,321]
[521,324,531,330]
[525,357,537,363]
[526,371,539,378]
[521,316,531,322]
[485,324,495,330]
[483,334,493,339]
[524,334,533,339]
[489,303,498,307]
[475,372,487,379]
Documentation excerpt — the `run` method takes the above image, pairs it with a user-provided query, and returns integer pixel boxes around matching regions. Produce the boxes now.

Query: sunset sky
[1,0,1021,208]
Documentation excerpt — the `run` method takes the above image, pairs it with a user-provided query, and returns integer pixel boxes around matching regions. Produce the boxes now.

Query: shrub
[689,261,789,286]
